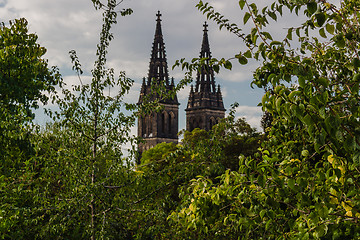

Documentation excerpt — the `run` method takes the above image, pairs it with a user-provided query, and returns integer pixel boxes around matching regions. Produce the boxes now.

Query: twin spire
[186,22,225,113]
[138,11,177,105]
[148,11,169,85]
[138,11,225,139]
[194,22,218,94]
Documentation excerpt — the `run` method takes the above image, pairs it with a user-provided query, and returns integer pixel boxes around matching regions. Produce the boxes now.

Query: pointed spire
[200,22,211,59]
[141,77,146,92]
[186,22,225,116]
[195,22,216,94]
[148,11,169,85]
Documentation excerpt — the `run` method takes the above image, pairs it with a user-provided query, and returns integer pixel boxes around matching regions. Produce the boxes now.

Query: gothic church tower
[186,23,225,131]
[138,11,179,157]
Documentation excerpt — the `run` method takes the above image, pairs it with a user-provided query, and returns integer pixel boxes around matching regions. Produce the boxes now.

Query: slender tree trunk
[91,111,98,240]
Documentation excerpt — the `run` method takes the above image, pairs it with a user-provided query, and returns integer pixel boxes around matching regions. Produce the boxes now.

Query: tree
[0,18,61,115]
[0,18,61,168]
[39,0,136,238]
[0,19,62,239]
[0,1,136,239]
[130,113,260,239]
[170,0,360,238]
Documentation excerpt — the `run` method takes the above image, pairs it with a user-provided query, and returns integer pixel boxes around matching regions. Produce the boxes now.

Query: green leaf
[224,60,232,70]
[319,28,326,38]
[303,114,314,127]
[261,31,273,40]
[307,2,317,15]
[288,90,300,101]
[287,28,293,40]
[257,175,265,187]
[324,116,333,133]
[352,58,360,69]
[244,50,252,58]
[237,55,248,65]
[318,77,329,87]
[335,35,345,48]
[315,13,326,27]
[301,150,309,157]
[314,223,328,238]
[325,23,335,35]
[213,64,220,73]
[353,73,360,82]
[298,77,305,88]
[270,40,282,46]
[260,209,266,219]
[288,178,295,190]
[239,0,246,10]
[245,208,256,217]
[244,12,251,24]
[268,11,277,21]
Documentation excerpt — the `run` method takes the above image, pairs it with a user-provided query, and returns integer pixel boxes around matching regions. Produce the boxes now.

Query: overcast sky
[0,0,310,131]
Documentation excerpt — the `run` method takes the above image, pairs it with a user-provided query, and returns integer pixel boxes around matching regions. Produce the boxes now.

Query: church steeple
[186,22,225,132]
[137,12,179,162]
[148,11,169,85]
[138,11,177,105]
[200,22,211,59]
[196,22,217,94]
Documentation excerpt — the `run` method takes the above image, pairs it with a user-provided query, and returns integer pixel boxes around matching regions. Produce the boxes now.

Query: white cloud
[178,85,191,101]
[235,105,263,130]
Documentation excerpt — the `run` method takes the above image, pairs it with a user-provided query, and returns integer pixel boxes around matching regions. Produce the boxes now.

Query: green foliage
[169,0,360,238]
[1,1,136,239]
[44,1,136,238]
[140,142,179,170]
[0,18,61,115]
[0,19,61,239]
[132,114,260,239]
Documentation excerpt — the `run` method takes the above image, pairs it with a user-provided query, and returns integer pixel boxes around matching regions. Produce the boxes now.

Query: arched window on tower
[160,112,166,134]
[148,114,153,137]
[168,111,174,136]
[209,116,216,130]
[198,116,203,129]
[141,117,146,137]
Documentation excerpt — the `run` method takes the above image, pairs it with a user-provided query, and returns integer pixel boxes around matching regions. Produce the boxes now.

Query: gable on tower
[186,22,226,132]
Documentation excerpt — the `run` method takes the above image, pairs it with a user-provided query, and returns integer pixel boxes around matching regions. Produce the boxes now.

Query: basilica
[137,11,225,156]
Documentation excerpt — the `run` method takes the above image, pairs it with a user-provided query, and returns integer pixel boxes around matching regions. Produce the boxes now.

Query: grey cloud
[0,0,7,8]
[5,0,306,128]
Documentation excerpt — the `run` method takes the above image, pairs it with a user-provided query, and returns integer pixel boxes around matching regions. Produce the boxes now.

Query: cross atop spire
[156,11,162,21]
[203,22,208,32]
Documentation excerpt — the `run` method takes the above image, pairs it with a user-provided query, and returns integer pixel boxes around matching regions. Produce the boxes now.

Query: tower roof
[138,11,178,105]
[195,22,216,94]
[148,11,169,85]
[186,22,225,112]
[200,22,211,59]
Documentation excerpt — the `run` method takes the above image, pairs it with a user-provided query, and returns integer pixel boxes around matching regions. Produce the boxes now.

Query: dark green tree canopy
[0,18,61,114]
